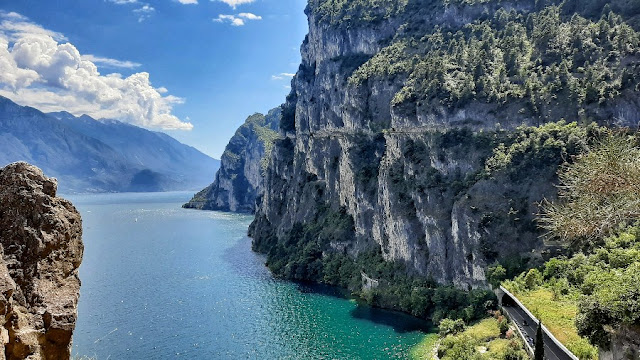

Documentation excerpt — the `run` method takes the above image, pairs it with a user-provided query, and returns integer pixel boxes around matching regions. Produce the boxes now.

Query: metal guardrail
[509,311,535,357]
[499,286,579,360]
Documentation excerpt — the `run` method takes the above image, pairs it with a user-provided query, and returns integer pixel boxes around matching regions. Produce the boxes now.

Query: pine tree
[535,321,545,360]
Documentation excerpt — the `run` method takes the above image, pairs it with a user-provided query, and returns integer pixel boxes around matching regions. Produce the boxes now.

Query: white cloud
[3,12,27,20]
[213,12,261,26]
[213,14,243,26]
[238,12,261,20]
[133,4,155,22]
[177,0,198,3]
[0,11,67,42]
[0,12,192,130]
[0,37,39,89]
[271,72,295,80]
[82,54,142,69]
[216,0,255,9]
[135,4,154,12]
[107,0,139,4]
[105,1,155,22]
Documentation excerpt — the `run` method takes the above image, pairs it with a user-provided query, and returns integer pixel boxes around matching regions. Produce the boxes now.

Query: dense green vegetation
[253,204,496,324]
[503,264,599,358]
[314,0,640,29]
[503,132,640,357]
[310,0,408,27]
[437,315,529,359]
[540,134,640,245]
[483,122,604,180]
[259,0,640,356]
[505,226,640,353]
[409,333,440,360]
[253,121,613,330]
[346,1,640,121]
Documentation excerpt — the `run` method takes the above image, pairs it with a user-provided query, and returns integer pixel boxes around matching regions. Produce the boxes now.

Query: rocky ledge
[0,162,83,360]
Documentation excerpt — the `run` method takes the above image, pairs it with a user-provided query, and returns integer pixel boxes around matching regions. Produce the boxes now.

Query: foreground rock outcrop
[0,162,83,360]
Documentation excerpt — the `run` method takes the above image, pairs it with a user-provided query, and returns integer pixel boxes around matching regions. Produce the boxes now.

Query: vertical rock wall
[184,109,280,213]
[249,0,616,288]
[0,162,83,360]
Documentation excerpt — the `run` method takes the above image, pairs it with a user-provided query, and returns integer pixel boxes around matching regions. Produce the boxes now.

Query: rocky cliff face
[250,0,640,289]
[599,325,640,360]
[184,109,280,213]
[0,162,83,360]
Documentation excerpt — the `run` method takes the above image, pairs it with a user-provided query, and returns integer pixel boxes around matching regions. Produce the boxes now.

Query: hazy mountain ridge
[0,96,219,193]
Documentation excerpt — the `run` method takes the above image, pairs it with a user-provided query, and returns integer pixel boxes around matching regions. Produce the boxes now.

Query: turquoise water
[69,192,433,359]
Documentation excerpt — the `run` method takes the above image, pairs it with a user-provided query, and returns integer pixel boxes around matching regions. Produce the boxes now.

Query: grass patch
[486,338,511,357]
[410,333,439,360]
[437,316,528,360]
[465,318,501,342]
[504,286,598,359]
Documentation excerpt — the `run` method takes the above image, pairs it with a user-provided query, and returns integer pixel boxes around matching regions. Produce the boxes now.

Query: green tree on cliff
[540,132,640,247]
[536,131,640,349]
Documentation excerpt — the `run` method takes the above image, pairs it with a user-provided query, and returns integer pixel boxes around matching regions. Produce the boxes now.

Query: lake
[68,192,434,359]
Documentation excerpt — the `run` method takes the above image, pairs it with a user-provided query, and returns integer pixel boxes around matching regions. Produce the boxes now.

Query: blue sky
[0,0,308,158]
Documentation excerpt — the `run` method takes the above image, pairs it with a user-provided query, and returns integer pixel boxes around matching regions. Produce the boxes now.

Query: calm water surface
[69,192,433,359]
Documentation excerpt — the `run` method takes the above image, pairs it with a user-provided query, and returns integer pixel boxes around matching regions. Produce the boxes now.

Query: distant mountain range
[0,96,219,193]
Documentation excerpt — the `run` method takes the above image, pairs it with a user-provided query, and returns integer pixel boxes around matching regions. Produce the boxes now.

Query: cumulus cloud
[0,12,192,130]
[177,0,198,3]
[213,12,261,26]
[216,0,255,9]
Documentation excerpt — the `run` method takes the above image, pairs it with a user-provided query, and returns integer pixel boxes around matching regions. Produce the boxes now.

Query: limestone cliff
[184,109,280,213]
[0,162,83,360]
[249,0,640,289]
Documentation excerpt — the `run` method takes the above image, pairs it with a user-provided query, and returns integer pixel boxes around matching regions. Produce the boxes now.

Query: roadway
[502,303,573,360]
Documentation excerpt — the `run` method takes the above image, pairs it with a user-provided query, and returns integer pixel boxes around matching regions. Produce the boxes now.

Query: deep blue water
[68,192,433,359]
